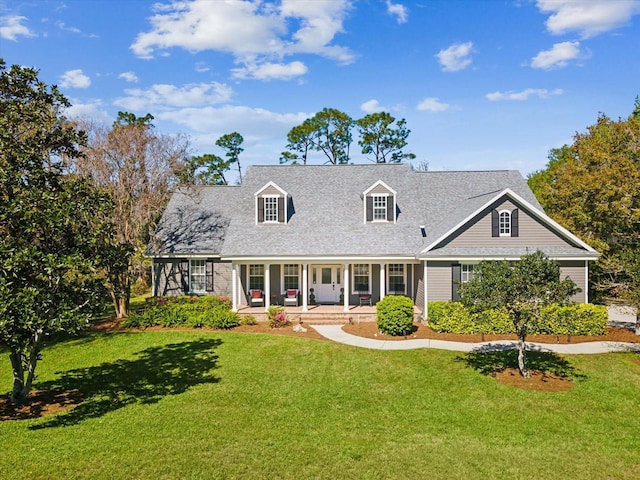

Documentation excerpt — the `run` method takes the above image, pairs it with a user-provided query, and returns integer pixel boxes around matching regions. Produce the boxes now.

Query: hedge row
[123,295,241,329]
[427,302,607,336]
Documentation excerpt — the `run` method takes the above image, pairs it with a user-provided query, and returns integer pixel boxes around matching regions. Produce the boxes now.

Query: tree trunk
[9,332,42,404]
[10,351,26,404]
[517,334,530,378]
[636,310,640,336]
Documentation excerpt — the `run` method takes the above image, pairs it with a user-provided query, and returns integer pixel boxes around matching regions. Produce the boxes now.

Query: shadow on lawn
[457,345,585,379]
[30,338,221,429]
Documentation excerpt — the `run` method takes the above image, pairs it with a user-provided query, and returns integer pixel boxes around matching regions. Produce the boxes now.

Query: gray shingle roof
[148,163,555,259]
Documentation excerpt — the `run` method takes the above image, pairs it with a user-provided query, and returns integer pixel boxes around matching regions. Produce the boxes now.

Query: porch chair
[283,289,299,307]
[249,289,264,307]
[356,284,372,306]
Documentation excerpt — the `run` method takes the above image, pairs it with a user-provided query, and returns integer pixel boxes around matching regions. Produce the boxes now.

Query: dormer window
[492,208,519,237]
[264,196,278,222]
[256,182,288,224]
[373,195,388,221]
[364,181,396,224]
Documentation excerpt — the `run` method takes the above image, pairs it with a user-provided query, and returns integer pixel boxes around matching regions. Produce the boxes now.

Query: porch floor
[237,304,423,324]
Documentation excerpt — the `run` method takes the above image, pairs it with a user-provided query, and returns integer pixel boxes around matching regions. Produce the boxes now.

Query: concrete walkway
[311,325,640,354]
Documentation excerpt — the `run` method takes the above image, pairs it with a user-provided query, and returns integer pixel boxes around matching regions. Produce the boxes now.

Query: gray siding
[426,261,452,301]
[212,261,232,296]
[369,183,393,195]
[560,261,587,303]
[444,200,575,249]
[260,185,282,196]
[154,259,188,296]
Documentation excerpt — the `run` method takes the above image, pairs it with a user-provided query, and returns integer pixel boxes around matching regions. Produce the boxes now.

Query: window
[499,211,511,236]
[373,195,387,221]
[388,264,405,293]
[283,264,299,290]
[353,264,370,293]
[461,264,474,283]
[190,259,206,293]
[249,264,265,291]
[264,197,278,222]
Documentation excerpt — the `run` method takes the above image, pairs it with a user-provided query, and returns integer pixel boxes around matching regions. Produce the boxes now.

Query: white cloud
[0,15,36,41]
[416,97,450,112]
[130,0,355,75]
[360,99,385,113]
[435,41,473,72]
[59,69,91,89]
[530,41,585,69]
[386,1,408,24]
[157,104,309,137]
[537,0,640,38]
[114,82,234,111]
[63,99,112,123]
[231,61,308,80]
[485,88,564,101]
[118,71,139,83]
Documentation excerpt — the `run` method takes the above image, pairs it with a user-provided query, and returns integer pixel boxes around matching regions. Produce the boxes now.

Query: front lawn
[1,329,639,479]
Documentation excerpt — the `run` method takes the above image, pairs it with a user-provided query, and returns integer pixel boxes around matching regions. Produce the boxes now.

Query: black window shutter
[205,261,214,292]
[180,259,189,293]
[277,197,285,223]
[258,198,264,222]
[451,264,461,301]
[387,196,394,221]
[491,209,499,237]
[366,196,373,221]
[511,208,519,237]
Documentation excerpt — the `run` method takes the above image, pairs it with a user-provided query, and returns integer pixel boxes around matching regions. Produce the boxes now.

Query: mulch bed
[0,389,83,421]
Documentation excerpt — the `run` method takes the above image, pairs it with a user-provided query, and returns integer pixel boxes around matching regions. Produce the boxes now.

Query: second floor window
[264,197,278,222]
[499,211,511,236]
[373,195,387,221]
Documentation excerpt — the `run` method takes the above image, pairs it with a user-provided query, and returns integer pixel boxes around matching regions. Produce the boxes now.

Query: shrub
[427,301,608,336]
[122,295,238,329]
[376,295,414,336]
[240,314,257,326]
[266,306,289,328]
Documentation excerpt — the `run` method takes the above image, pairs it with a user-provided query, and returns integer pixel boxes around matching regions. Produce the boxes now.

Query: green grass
[1,330,639,479]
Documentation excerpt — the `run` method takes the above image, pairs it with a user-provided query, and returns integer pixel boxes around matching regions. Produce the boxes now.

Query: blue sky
[2,0,639,182]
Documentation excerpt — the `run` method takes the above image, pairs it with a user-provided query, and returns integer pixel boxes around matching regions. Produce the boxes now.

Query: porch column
[264,263,271,311]
[343,263,350,312]
[379,263,386,302]
[231,263,238,312]
[302,263,308,312]
[423,261,428,321]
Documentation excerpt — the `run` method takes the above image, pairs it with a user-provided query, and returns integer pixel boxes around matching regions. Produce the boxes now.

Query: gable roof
[149,163,595,260]
[418,188,599,259]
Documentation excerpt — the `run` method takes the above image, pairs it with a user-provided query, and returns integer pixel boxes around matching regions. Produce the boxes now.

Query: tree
[527,100,640,324]
[0,60,116,404]
[216,132,244,183]
[459,251,578,377]
[177,153,231,185]
[355,112,415,163]
[70,113,189,317]
[282,108,353,165]
[280,120,314,165]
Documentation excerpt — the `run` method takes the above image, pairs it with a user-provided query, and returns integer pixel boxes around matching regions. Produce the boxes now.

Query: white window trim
[352,263,371,294]
[189,259,206,294]
[387,263,405,293]
[281,263,301,291]
[498,209,511,237]
[263,195,280,223]
[248,264,265,291]
[372,193,388,222]
[460,263,476,284]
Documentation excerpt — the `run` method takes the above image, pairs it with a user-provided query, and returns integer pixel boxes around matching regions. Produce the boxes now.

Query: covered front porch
[236,303,424,324]
[228,260,422,314]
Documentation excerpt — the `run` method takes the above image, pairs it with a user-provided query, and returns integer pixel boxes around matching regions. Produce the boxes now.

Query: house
[148,163,599,318]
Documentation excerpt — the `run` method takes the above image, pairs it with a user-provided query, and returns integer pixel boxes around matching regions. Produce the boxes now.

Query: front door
[312,265,342,304]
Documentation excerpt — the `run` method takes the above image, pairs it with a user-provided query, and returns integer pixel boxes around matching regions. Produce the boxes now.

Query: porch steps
[239,311,377,324]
